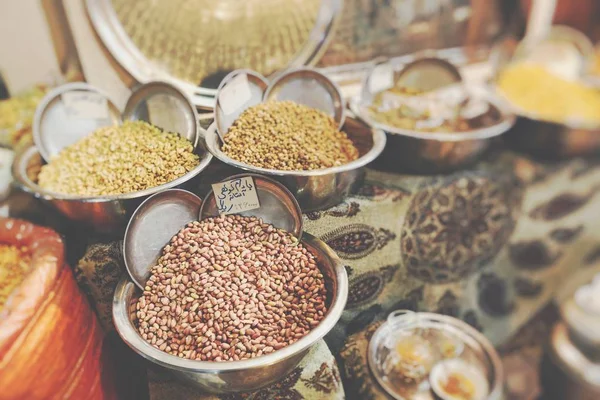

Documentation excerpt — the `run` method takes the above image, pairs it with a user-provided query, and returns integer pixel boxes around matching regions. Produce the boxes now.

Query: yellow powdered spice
[498,63,600,125]
[0,245,31,310]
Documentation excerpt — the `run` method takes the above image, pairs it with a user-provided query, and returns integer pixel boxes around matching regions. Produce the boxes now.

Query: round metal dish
[205,116,386,211]
[113,232,348,393]
[124,80,200,147]
[33,82,121,161]
[123,189,203,289]
[11,135,212,234]
[392,57,463,92]
[199,174,303,239]
[368,311,503,400]
[215,70,269,140]
[85,0,342,108]
[264,67,345,129]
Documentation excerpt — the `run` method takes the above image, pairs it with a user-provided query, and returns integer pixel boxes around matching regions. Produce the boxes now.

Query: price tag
[218,73,252,115]
[369,63,394,94]
[62,91,108,119]
[212,176,260,215]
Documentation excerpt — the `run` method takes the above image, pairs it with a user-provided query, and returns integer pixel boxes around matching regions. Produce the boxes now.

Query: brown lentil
[221,100,359,171]
[135,214,328,362]
[37,120,200,196]
[0,245,31,309]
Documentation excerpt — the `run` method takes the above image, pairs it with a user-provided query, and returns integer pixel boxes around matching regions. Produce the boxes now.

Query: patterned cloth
[61,147,600,399]
[148,340,344,400]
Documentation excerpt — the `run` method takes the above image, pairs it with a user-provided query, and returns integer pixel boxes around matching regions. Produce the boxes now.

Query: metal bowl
[205,116,386,211]
[113,231,347,393]
[11,136,212,234]
[503,118,600,160]
[350,94,514,175]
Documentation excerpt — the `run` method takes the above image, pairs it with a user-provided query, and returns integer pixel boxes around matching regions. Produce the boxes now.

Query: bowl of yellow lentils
[12,81,213,233]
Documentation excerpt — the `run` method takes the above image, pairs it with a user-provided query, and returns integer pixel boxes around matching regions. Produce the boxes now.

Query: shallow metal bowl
[11,137,212,234]
[504,118,600,160]
[205,116,386,211]
[350,94,515,174]
[113,232,347,393]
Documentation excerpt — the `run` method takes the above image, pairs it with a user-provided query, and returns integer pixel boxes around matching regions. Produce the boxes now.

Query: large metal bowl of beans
[11,82,213,233]
[113,184,348,393]
[205,113,386,211]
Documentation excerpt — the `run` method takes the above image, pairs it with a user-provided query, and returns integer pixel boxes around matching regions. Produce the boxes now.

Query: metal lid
[85,0,341,108]
[394,57,463,92]
[33,82,121,161]
[199,173,303,239]
[123,81,199,147]
[264,67,345,129]
[123,189,202,289]
[215,70,268,141]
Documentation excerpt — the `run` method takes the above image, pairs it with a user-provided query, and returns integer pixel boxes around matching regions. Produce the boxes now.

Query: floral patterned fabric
[148,340,343,400]
[64,147,600,399]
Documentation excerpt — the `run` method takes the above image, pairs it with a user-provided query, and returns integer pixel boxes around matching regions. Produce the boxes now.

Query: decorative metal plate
[86,0,342,109]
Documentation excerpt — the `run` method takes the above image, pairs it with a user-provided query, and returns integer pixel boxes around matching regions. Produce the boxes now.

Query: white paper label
[219,73,252,115]
[212,176,260,215]
[62,91,108,119]
[369,64,394,94]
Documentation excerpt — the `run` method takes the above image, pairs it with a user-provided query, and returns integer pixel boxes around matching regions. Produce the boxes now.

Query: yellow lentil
[37,120,200,196]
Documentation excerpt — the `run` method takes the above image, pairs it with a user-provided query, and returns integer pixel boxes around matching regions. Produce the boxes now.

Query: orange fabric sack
[0,218,117,400]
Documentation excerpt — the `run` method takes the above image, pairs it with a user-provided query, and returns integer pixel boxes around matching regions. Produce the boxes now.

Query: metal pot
[205,116,386,211]
[112,232,348,393]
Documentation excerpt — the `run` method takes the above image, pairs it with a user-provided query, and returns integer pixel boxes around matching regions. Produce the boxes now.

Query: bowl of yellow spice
[495,32,600,159]
[11,81,212,233]
[205,68,386,211]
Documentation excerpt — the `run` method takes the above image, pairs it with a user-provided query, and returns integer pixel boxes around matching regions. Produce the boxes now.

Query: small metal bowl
[205,116,386,211]
[352,58,515,174]
[113,232,347,393]
[350,95,514,175]
[11,138,212,234]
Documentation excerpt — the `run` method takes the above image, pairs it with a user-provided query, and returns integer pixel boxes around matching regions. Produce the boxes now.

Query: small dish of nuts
[114,175,348,393]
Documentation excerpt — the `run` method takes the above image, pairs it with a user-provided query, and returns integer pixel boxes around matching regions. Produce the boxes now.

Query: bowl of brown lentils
[113,185,348,393]
[205,68,386,211]
[11,81,213,233]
